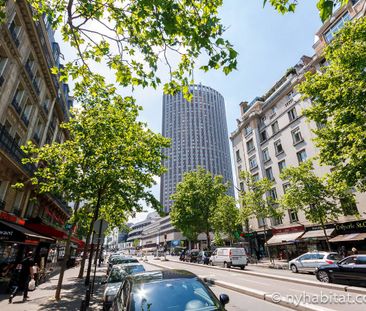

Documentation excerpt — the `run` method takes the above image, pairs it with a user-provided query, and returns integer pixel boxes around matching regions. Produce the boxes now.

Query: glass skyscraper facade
[160,84,234,213]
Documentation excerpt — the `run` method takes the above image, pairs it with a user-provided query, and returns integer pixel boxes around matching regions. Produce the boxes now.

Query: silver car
[289,251,341,273]
[103,263,145,310]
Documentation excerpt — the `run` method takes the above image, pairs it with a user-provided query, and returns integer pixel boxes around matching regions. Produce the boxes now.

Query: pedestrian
[352,247,358,255]
[9,251,34,303]
[32,263,39,287]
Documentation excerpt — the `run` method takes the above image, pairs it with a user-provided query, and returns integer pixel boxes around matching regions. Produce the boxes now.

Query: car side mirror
[219,294,229,305]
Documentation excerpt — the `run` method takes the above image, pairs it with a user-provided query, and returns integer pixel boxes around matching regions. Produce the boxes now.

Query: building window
[244,126,252,136]
[274,140,284,155]
[316,122,326,129]
[12,191,24,216]
[236,150,241,162]
[288,108,297,122]
[271,121,279,135]
[0,48,9,82]
[268,188,278,200]
[265,167,274,181]
[278,160,286,173]
[260,130,267,143]
[8,16,22,47]
[247,139,255,152]
[270,216,282,226]
[297,149,307,164]
[237,165,242,175]
[262,148,270,163]
[253,173,259,181]
[324,12,351,43]
[257,217,266,227]
[288,210,299,223]
[239,182,244,191]
[283,183,290,193]
[249,155,258,170]
[291,127,303,145]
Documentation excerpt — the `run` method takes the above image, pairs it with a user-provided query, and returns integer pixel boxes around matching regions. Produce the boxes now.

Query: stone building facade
[230,0,366,259]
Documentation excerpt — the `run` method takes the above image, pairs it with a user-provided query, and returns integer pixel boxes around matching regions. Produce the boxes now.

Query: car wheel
[209,260,213,266]
[241,265,245,270]
[224,262,230,268]
[290,264,298,273]
[317,271,330,283]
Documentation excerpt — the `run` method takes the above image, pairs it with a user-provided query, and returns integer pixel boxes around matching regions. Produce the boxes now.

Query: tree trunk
[320,219,331,252]
[263,222,272,263]
[206,230,211,250]
[55,201,80,300]
[77,219,93,279]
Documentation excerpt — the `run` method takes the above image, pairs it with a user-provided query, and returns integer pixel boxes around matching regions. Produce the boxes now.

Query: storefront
[329,220,366,253]
[300,226,336,252]
[266,225,305,260]
[0,220,54,293]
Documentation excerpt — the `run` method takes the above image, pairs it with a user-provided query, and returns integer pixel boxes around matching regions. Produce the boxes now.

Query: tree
[211,195,240,245]
[132,239,141,249]
[239,171,282,260]
[264,0,351,22]
[0,0,238,101]
[170,167,230,249]
[298,18,366,192]
[21,82,170,300]
[279,160,358,251]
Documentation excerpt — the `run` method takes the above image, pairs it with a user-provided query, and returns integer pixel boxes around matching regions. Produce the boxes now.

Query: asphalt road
[142,262,292,311]
[145,259,366,311]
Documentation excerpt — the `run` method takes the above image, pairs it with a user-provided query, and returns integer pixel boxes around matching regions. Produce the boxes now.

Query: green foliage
[211,195,240,243]
[16,0,239,100]
[264,0,350,22]
[21,81,170,229]
[170,167,230,247]
[280,160,357,229]
[298,18,366,191]
[239,171,282,225]
[133,239,140,248]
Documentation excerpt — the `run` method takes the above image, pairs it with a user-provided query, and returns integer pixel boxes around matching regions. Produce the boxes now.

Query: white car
[209,247,248,269]
[289,251,341,273]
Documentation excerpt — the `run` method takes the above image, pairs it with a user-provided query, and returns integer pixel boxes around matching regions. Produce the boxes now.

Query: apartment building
[230,0,366,260]
[0,0,80,288]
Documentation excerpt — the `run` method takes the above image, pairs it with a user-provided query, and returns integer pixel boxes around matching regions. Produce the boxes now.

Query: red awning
[71,236,85,248]
[25,223,68,240]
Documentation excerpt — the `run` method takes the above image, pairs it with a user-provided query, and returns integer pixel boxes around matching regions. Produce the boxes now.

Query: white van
[209,247,248,269]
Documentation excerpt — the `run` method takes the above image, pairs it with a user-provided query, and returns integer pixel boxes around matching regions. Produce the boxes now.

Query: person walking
[9,251,34,303]
[352,247,358,255]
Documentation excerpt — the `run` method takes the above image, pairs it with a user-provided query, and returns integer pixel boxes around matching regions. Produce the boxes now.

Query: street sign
[93,219,108,234]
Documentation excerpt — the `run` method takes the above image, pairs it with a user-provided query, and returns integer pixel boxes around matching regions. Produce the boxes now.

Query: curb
[146,261,334,311]
[163,258,366,295]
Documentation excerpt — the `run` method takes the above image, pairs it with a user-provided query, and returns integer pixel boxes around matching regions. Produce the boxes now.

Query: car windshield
[130,278,221,311]
[327,254,341,261]
[123,265,145,275]
[112,258,138,265]
[108,269,126,283]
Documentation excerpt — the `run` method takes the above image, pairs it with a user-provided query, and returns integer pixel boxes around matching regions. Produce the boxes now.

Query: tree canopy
[280,160,357,250]
[298,18,366,191]
[170,167,231,248]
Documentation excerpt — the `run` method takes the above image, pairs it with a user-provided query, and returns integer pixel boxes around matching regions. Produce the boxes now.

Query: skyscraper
[160,84,234,213]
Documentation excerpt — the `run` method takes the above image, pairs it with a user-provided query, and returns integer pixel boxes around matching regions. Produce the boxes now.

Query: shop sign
[335,220,366,233]
[0,229,14,240]
[272,225,304,235]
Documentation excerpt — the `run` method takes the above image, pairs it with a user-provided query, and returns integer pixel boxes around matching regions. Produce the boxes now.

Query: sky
[57,1,322,224]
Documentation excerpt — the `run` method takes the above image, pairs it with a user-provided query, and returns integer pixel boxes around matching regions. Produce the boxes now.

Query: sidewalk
[0,262,106,311]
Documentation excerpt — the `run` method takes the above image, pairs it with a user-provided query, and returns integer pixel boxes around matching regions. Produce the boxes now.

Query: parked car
[103,263,145,310]
[107,256,139,275]
[197,251,212,264]
[315,255,366,286]
[209,247,248,269]
[111,270,230,311]
[185,249,200,263]
[289,251,341,273]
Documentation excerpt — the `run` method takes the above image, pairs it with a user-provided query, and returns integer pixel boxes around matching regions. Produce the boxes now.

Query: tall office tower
[160,84,234,213]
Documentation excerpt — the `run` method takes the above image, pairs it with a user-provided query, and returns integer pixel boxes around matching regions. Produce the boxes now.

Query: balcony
[0,124,36,175]
[11,98,22,114]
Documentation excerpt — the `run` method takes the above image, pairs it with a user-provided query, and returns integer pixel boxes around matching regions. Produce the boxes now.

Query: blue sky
[57,1,322,223]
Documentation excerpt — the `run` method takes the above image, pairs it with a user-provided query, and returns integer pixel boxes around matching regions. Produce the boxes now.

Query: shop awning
[301,228,335,240]
[0,220,54,243]
[25,222,68,240]
[329,233,366,243]
[267,231,304,246]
